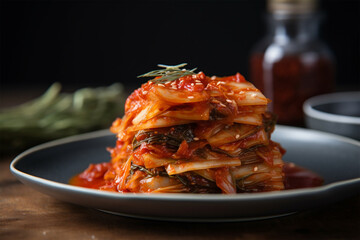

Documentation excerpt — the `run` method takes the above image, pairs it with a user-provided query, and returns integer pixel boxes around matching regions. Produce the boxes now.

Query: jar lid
[268,0,318,14]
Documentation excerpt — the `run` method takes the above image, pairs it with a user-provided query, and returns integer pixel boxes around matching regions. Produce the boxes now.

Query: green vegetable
[137,63,197,84]
[0,82,125,153]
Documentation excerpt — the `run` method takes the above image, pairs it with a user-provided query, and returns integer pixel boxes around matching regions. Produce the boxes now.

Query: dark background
[1,0,359,93]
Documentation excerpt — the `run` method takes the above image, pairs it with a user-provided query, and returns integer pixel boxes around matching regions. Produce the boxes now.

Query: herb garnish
[137,63,197,84]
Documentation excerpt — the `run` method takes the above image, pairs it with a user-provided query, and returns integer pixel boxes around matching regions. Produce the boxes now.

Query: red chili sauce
[250,54,335,126]
[283,162,324,190]
[69,163,115,190]
[70,162,323,191]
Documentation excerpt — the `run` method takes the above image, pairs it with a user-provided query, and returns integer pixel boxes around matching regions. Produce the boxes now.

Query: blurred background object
[250,0,336,126]
[303,91,360,140]
[0,0,359,151]
[1,0,358,91]
[0,83,125,153]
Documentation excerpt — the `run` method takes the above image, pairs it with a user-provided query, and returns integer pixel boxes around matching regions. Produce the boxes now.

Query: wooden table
[1,154,359,240]
[1,88,359,239]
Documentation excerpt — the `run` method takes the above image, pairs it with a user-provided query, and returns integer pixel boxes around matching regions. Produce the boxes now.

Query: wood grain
[1,155,360,240]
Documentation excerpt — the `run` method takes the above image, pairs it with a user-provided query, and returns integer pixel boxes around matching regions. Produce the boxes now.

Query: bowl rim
[303,91,360,125]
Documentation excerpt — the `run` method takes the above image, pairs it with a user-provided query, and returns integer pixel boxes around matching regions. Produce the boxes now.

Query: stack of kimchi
[79,65,286,194]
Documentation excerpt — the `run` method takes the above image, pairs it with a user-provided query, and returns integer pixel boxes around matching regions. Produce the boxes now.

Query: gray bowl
[303,92,360,140]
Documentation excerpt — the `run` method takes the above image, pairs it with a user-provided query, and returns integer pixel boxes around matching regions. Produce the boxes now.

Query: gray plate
[10,126,360,222]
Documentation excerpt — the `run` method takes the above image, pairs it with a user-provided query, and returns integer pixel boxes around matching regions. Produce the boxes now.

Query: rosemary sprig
[137,63,197,84]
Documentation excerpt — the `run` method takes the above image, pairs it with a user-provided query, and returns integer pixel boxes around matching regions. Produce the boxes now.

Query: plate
[10,126,360,222]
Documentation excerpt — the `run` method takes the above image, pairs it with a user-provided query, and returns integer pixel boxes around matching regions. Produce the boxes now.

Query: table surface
[1,88,360,240]
[1,155,360,240]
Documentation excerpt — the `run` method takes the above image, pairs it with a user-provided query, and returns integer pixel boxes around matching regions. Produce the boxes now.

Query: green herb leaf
[137,63,197,84]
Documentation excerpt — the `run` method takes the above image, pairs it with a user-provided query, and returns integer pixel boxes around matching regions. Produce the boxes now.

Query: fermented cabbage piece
[73,64,286,194]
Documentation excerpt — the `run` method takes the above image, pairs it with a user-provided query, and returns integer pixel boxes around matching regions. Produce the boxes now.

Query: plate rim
[10,125,360,202]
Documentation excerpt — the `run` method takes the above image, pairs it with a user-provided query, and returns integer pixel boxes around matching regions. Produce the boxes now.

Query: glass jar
[250,0,335,126]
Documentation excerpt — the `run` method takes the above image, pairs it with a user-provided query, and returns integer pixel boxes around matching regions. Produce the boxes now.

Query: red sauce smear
[283,162,324,190]
[69,163,112,189]
[70,162,323,191]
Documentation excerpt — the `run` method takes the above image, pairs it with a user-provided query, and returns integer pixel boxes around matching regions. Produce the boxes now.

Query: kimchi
[72,64,288,194]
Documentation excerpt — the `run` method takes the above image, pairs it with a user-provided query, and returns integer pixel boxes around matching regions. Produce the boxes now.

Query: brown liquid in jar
[250,53,335,126]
